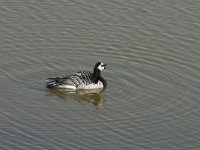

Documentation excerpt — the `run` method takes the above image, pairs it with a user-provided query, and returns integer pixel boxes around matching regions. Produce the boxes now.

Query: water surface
[0,0,200,149]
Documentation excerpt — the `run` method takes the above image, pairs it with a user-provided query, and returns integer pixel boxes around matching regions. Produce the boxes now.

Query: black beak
[102,64,107,69]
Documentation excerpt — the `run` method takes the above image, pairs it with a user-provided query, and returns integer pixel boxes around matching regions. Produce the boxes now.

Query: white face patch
[98,62,105,71]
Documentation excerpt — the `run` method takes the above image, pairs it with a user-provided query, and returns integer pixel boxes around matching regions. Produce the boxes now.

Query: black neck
[99,75,107,88]
[93,69,107,88]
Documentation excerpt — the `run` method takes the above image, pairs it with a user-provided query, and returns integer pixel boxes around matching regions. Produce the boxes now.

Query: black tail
[46,83,55,88]
[46,77,64,88]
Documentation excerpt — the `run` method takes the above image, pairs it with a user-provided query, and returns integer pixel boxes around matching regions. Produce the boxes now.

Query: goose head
[94,62,107,71]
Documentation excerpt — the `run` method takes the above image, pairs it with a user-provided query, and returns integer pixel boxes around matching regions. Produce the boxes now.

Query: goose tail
[46,77,63,88]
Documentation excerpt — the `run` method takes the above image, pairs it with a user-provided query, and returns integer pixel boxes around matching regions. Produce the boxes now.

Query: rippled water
[1,0,200,149]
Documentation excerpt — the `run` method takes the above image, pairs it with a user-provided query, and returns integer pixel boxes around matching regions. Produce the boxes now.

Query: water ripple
[1,0,200,149]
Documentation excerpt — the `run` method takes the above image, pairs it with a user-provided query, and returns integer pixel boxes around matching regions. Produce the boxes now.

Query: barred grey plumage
[46,62,107,91]
[64,71,93,86]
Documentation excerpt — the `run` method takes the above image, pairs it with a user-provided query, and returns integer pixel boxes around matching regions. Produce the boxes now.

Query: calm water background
[1,0,200,149]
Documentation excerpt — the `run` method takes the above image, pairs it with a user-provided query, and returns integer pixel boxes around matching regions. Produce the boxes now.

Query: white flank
[77,81,103,90]
[58,85,76,90]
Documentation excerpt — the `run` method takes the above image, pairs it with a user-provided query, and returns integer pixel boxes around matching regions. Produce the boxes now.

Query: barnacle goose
[46,62,107,91]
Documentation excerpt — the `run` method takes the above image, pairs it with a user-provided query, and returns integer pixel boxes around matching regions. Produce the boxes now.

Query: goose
[46,62,107,91]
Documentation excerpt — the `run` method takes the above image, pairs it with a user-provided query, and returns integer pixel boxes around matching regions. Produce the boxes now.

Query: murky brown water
[1,0,200,149]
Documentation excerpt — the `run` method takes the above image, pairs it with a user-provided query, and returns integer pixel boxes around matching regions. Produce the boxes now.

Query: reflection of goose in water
[46,62,107,91]
[47,88,104,108]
